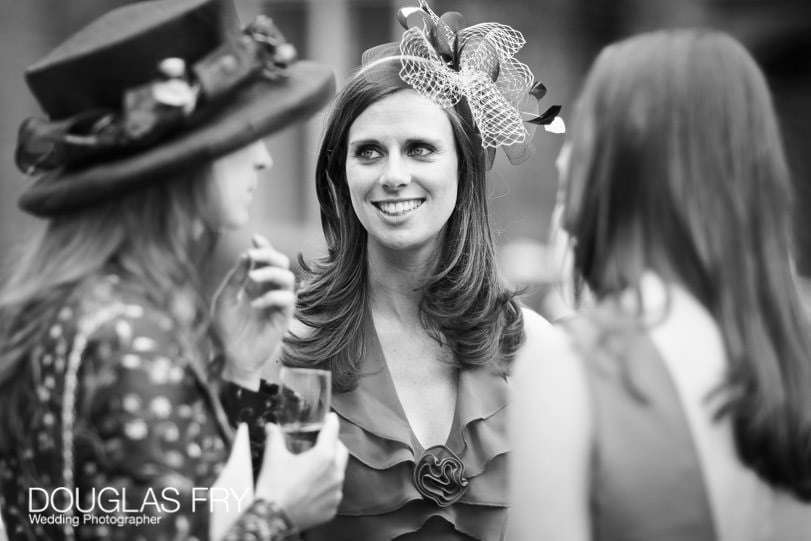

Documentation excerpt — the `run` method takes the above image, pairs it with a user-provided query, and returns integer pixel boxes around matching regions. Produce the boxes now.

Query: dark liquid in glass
[281,422,322,453]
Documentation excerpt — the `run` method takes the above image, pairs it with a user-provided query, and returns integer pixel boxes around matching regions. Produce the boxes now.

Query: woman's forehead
[348,90,452,142]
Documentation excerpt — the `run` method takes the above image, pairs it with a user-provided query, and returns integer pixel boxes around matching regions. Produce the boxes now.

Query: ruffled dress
[303,329,509,541]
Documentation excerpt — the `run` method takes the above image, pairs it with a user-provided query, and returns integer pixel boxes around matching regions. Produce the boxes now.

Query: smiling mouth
[373,199,425,217]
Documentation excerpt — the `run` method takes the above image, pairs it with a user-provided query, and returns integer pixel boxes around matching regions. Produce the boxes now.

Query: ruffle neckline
[329,327,510,538]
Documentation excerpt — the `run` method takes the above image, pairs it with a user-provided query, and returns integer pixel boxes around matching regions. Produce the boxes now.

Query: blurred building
[0,0,809,536]
[0,0,809,309]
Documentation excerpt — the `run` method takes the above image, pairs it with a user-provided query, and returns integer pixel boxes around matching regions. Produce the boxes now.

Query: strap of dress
[561,306,718,541]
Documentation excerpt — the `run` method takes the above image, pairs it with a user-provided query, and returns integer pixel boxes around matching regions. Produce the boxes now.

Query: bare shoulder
[512,307,589,417]
[520,305,554,334]
[515,306,580,375]
[509,307,593,540]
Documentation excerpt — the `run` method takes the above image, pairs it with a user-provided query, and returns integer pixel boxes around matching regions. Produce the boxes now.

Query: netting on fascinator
[360,0,564,168]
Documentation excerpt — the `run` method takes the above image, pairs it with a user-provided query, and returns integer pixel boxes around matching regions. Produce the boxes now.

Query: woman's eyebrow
[403,136,442,146]
[347,137,379,147]
[347,135,444,148]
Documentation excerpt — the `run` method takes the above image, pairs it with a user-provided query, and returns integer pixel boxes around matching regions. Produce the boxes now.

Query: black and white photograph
[1,0,810,539]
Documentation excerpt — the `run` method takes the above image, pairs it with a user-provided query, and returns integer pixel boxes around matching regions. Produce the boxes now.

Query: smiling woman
[285,57,524,541]
[346,90,458,256]
[280,1,564,539]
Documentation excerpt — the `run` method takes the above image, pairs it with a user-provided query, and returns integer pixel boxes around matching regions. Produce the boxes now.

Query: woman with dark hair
[282,2,563,539]
[0,1,347,539]
[510,29,811,540]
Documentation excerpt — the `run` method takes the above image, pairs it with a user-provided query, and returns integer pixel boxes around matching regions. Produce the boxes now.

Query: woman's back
[562,274,811,540]
[511,28,811,541]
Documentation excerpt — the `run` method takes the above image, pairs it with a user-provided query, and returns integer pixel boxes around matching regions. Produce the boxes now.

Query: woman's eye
[408,144,435,158]
[354,147,381,160]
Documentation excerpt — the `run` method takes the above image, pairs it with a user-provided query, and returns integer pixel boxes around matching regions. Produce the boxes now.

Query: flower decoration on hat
[363,0,564,168]
[16,15,296,177]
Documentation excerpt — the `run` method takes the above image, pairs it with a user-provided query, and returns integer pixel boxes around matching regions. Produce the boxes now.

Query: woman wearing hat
[282,2,564,539]
[0,0,346,539]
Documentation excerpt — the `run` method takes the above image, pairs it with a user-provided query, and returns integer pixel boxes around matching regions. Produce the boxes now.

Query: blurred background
[0,2,810,537]
[0,0,809,320]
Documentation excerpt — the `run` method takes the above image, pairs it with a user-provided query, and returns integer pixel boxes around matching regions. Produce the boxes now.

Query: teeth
[376,200,423,216]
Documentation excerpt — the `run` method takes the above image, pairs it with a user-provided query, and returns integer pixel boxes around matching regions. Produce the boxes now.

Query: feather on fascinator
[360,0,564,168]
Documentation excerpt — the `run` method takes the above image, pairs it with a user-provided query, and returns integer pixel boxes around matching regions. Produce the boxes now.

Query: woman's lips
[373,199,425,217]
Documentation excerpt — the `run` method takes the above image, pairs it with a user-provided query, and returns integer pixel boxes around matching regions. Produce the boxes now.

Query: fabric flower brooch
[413,445,470,507]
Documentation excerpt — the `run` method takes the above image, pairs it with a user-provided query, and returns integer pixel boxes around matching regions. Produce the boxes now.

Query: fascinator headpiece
[361,0,564,168]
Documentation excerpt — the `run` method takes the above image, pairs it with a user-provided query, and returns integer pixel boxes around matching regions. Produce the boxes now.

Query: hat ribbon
[15,15,296,177]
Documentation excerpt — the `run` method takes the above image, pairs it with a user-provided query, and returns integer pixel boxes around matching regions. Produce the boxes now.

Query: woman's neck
[366,241,438,328]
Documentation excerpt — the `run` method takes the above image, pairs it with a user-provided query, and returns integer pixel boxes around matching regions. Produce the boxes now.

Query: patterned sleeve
[71,312,296,541]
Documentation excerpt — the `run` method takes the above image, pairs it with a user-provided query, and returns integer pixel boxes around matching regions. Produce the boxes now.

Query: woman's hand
[212,234,296,390]
[255,413,349,531]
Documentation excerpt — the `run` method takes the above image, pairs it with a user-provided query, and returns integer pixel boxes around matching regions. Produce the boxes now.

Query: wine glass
[277,367,332,453]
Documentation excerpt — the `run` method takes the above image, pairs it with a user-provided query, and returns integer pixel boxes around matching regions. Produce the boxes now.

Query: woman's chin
[370,233,442,257]
[216,217,250,233]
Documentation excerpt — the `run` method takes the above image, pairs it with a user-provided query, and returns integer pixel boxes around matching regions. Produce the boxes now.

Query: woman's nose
[250,141,273,171]
[380,154,411,190]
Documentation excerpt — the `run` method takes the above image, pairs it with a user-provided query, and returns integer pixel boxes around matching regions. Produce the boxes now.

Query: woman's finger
[247,247,290,270]
[316,413,340,450]
[264,422,290,466]
[249,266,296,291]
[252,233,272,249]
[251,289,296,310]
[214,253,252,302]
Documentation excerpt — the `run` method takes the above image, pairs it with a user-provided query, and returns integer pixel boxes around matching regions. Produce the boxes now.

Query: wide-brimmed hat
[15,0,335,217]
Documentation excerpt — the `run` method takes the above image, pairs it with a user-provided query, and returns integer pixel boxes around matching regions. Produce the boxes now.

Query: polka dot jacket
[0,275,296,540]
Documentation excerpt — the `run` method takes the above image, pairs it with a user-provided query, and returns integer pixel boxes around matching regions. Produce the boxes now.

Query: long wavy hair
[0,169,220,452]
[283,61,524,391]
[563,29,811,500]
